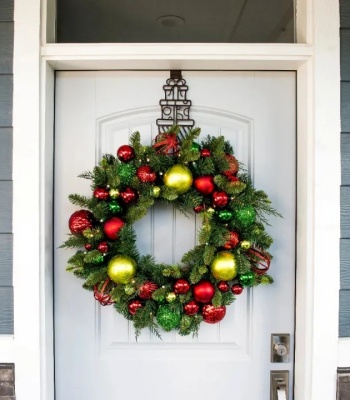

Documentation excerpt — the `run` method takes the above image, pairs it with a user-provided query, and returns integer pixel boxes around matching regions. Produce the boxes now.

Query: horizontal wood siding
[0,0,13,334]
[0,22,13,74]
[340,0,350,337]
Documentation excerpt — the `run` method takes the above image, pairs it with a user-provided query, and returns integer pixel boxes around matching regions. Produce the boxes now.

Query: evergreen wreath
[61,127,280,338]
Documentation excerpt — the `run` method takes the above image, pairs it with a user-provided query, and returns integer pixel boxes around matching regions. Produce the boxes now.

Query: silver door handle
[270,371,289,400]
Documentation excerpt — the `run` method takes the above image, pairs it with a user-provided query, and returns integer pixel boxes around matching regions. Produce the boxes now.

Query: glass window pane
[57,0,295,43]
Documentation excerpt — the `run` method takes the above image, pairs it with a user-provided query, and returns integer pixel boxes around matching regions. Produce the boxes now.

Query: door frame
[11,0,341,399]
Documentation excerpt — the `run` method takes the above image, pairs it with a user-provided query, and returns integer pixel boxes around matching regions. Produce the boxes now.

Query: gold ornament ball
[109,188,120,199]
[210,251,238,281]
[164,164,193,194]
[240,240,251,249]
[107,255,137,284]
[152,186,161,198]
[166,292,177,303]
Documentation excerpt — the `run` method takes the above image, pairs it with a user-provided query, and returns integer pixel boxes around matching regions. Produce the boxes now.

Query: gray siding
[0,0,13,334]
[340,0,350,337]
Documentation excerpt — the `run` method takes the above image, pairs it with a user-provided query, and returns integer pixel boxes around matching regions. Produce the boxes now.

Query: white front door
[54,71,296,400]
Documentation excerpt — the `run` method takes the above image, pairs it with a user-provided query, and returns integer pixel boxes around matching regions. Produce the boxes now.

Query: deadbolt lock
[271,334,290,363]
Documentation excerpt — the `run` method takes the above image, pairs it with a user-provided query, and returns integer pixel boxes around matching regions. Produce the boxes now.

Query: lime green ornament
[164,164,193,194]
[156,305,181,331]
[152,186,161,198]
[109,188,120,199]
[240,240,251,250]
[124,284,136,295]
[239,271,255,286]
[118,163,136,185]
[166,292,177,303]
[234,205,256,227]
[216,209,233,222]
[108,200,123,214]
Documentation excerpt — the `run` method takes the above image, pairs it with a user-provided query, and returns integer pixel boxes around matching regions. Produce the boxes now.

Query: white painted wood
[338,339,350,367]
[11,0,341,399]
[0,335,14,363]
[54,71,296,400]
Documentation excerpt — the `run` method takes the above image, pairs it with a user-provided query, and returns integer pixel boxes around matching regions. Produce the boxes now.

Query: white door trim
[11,0,340,399]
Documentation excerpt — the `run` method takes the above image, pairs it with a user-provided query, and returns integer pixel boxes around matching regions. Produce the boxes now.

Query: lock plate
[271,334,290,362]
[270,370,289,400]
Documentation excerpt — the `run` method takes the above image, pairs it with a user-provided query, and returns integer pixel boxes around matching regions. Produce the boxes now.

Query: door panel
[54,71,296,400]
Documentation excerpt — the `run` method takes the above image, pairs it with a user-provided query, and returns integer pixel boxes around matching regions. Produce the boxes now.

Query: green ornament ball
[216,209,234,222]
[108,200,123,214]
[118,163,136,185]
[239,271,255,286]
[124,284,136,295]
[156,305,181,331]
[191,142,201,152]
[234,205,256,227]
[92,254,104,264]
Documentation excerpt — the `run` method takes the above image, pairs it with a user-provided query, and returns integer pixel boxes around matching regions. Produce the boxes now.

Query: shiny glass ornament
[217,281,230,292]
[107,255,137,284]
[164,164,193,194]
[202,304,226,324]
[117,144,135,162]
[193,175,215,195]
[200,148,211,157]
[173,279,190,294]
[239,271,255,286]
[69,210,94,234]
[212,191,229,208]
[231,284,244,295]
[103,217,125,240]
[109,188,120,199]
[216,209,233,222]
[193,281,215,303]
[97,241,109,253]
[184,300,200,316]
[210,251,238,281]
[166,292,177,302]
[191,142,201,152]
[128,300,143,315]
[120,187,138,205]
[108,200,122,214]
[93,187,109,200]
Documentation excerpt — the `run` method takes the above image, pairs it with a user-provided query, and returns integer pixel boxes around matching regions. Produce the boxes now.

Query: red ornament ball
[217,281,230,293]
[212,191,229,208]
[69,210,94,235]
[193,281,215,303]
[184,300,200,316]
[223,231,240,250]
[193,176,215,195]
[120,187,138,205]
[97,241,109,253]
[103,217,125,240]
[139,282,158,299]
[202,304,226,324]
[223,154,239,177]
[200,148,211,158]
[136,166,157,183]
[231,284,244,295]
[93,187,109,201]
[194,204,205,213]
[84,243,92,251]
[128,300,143,315]
[174,279,190,294]
[117,145,135,163]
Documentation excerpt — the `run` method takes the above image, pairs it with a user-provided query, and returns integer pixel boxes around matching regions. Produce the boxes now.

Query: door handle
[270,371,289,400]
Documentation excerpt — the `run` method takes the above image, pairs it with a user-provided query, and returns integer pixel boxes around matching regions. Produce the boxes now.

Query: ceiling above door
[56,0,295,43]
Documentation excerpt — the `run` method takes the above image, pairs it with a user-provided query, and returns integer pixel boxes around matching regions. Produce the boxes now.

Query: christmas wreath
[61,127,279,338]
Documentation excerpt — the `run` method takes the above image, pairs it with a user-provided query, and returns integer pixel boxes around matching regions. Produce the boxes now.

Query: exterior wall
[0,0,13,335]
[340,0,350,337]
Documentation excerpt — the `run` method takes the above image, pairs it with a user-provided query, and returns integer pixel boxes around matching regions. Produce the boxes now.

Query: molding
[0,335,14,363]
[339,339,350,368]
